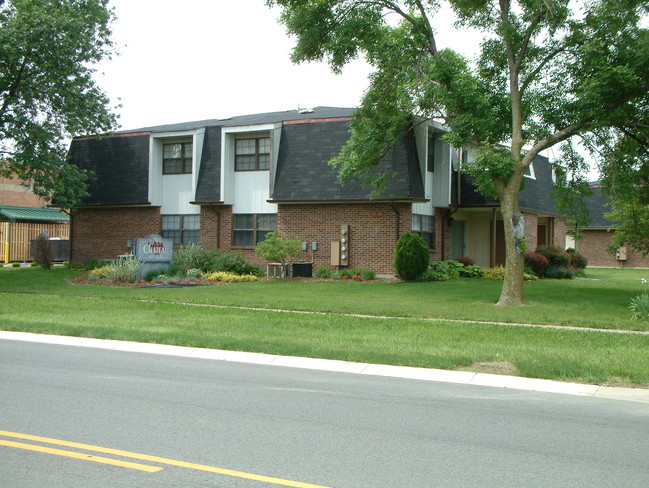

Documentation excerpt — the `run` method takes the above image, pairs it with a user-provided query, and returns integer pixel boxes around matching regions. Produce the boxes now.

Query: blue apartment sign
[135,234,173,263]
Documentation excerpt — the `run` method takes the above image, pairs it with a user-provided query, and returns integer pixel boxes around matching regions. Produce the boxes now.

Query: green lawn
[1,267,648,386]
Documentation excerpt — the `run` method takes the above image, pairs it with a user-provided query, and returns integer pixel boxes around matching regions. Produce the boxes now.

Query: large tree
[0,0,118,208]
[593,124,649,256]
[268,0,648,305]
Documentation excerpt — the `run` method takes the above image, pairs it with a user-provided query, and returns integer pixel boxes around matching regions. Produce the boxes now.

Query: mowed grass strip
[2,292,647,386]
[2,268,648,331]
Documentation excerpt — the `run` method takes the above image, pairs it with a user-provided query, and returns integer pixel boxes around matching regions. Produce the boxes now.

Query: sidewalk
[2,331,648,404]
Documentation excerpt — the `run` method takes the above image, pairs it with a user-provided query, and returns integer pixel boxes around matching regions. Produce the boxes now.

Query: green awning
[0,205,70,222]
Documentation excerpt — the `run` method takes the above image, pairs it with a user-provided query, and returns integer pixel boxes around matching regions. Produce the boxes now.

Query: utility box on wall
[331,225,350,267]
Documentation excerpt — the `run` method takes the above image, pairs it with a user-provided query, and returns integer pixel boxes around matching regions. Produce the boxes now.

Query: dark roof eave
[75,202,155,209]
[269,197,428,204]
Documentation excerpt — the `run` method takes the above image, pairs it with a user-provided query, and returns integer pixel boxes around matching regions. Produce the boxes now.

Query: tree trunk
[497,178,526,306]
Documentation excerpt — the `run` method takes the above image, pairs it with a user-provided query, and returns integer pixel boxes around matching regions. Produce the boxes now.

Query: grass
[1,267,648,386]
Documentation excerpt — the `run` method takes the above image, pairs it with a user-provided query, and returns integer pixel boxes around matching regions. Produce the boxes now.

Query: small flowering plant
[629,277,649,321]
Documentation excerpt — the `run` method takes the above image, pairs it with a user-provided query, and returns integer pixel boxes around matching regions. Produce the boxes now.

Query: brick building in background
[68,107,566,275]
[573,183,649,268]
[0,174,70,263]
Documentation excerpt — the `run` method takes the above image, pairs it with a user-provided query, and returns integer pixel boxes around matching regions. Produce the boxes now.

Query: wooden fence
[0,222,70,262]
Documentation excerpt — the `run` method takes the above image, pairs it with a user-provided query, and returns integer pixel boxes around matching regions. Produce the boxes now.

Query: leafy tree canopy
[0,0,118,208]
[269,0,648,304]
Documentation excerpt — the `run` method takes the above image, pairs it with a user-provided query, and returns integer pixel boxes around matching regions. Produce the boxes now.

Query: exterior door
[451,220,466,258]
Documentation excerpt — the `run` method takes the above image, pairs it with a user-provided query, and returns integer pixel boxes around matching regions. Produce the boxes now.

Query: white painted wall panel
[161,175,198,214]
[233,171,276,214]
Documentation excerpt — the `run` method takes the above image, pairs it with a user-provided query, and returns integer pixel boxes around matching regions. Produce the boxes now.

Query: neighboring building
[0,174,48,207]
[68,107,565,275]
[0,176,70,262]
[573,183,649,268]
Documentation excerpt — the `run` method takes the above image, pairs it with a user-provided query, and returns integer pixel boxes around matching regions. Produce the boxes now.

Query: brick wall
[523,212,539,251]
[277,203,416,275]
[0,176,48,207]
[580,230,649,268]
[71,207,161,261]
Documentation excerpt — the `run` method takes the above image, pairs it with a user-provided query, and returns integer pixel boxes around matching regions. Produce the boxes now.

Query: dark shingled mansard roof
[71,107,427,206]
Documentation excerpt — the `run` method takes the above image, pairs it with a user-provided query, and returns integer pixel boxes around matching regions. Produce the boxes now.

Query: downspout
[442,208,458,261]
[389,201,401,241]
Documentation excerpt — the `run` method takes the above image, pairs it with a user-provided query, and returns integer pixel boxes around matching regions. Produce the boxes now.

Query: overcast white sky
[95,0,483,131]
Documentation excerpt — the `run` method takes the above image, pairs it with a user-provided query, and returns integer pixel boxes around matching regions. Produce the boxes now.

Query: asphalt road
[1,339,648,488]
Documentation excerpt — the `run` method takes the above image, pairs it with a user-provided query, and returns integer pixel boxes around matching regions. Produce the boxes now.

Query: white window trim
[220,123,281,206]
[148,129,205,207]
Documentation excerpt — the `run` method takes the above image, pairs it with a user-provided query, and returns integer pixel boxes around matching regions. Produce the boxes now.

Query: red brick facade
[72,203,449,275]
[71,207,161,261]
[579,229,649,268]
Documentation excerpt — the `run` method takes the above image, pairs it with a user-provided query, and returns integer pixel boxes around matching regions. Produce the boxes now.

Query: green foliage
[629,293,649,321]
[544,265,575,280]
[459,265,485,278]
[524,252,550,276]
[393,232,430,281]
[315,266,334,279]
[568,252,588,271]
[269,0,649,305]
[105,255,141,283]
[0,0,118,207]
[170,244,207,274]
[535,245,570,268]
[83,258,103,271]
[484,266,506,280]
[255,231,303,265]
[204,271,258,283]
[210,252,265,277]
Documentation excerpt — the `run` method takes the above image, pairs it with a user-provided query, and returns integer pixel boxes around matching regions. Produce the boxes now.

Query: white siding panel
[233,171,276,214]
[161,175,198,215]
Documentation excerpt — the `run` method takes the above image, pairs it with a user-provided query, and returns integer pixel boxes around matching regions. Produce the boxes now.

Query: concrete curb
[2,331,648,404]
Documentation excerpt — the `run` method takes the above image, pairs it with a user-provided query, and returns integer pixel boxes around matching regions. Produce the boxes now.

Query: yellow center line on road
[0,430,333,488]
[0,439,163,472]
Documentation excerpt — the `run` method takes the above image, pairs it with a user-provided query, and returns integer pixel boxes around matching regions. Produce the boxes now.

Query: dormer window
[235,136,270,171]
[163,140,193,174]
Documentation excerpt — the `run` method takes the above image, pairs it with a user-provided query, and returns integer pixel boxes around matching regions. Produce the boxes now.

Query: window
[412,214,434,248]
[524,162,536,179]
[163,141,193,174]
[235,137,270,171]
[162,214,200,245]
[427,136,435,172]
[233,213,277,246]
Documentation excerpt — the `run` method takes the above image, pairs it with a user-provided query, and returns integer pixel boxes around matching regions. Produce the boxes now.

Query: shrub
[89,265,111,278]
[105,255,142,283]
[544,265,575,279]
[430,260,462,280]
[33,235,53,269]
[204,271,258,283]
[629,292,649,321]
[524,252,550,276]
[83,258,102,271]
[314,266,334,279]
[484,266,506,280]
[144,267,169,282]
[454,256,475,266]
[171,243,206,273]
[210,252,265,277]
[255,231,302,273]
[459,265,484,278]
[11,262,20,267]
[393,233,429,281]
[417,270,452,281]
[569,252,588,270]
[535,245,570,268]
